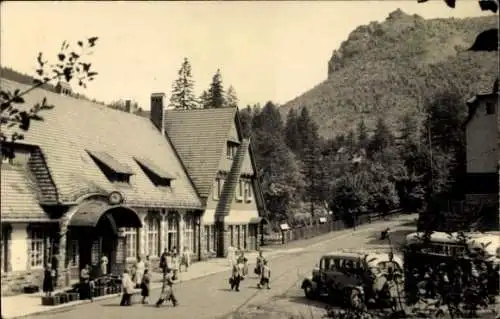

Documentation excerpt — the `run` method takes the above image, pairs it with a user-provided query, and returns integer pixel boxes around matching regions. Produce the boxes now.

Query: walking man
[230,260,244,292]
[155,269,179,307]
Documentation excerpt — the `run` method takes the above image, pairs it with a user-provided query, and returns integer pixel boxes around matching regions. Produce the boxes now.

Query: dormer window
[86,150,134,184]
[134,157,175,188]
[1,142,31,166]
[227,142,238,160]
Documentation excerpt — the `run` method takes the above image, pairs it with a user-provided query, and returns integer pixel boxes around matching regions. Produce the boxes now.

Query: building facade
[161,103,268,258]
[0,78,268,296]
[464,90,499,230]
[0,79,204,295]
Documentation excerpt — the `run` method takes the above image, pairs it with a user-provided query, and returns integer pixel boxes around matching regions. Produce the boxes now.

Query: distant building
[463,89,499,230]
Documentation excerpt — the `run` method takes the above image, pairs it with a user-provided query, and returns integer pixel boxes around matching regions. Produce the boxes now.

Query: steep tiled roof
[1,165,51,221]
[1,78,202,209]
[164,108,237,197]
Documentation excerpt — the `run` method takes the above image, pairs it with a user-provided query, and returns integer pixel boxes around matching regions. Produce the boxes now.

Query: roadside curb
[1,216,413,319]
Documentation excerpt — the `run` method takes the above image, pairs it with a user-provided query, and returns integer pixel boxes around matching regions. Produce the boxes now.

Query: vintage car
[404,231,500,295]
[301,250,404,308]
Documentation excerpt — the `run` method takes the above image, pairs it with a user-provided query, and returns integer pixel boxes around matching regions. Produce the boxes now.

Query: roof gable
[164,107,237,197]
[0,78,202,209]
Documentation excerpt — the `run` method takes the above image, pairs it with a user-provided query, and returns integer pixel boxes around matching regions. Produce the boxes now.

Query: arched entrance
[68,201,142,276]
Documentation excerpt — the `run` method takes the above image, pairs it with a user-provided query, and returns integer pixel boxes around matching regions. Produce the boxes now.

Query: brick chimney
[150,93,166,135]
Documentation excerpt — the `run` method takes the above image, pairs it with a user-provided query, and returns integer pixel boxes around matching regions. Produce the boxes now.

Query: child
[140,269,151,304]
[257,260,271,289]
[156,270,178,307]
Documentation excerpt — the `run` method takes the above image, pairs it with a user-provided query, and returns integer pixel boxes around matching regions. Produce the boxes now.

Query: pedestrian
[171,250,179,280]
[120,269,135,306]
[51,254,59,288]
[160,249,169,274]
[180,246,191,272]
[43,263,54,297]
[140,269,151,304]
[80,264,93,301]
[255,251,265,276]
[237,250,248,276]
[144,255,150,272]
[257,260,271,289]
[155,269,179,307]
[100,255,108,276]
[134,256,145,288]
[230,260,244,292]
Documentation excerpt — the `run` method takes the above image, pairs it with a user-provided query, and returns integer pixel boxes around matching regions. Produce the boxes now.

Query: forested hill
[280,9,498,139]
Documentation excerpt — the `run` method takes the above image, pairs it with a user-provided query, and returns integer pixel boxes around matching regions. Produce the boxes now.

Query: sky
[1,1,491,110]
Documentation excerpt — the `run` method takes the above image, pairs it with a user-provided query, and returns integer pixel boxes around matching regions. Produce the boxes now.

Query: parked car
[301,250,404,308]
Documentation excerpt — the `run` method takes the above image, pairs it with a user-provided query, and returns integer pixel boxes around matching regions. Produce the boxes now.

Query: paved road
[29,215,416,319]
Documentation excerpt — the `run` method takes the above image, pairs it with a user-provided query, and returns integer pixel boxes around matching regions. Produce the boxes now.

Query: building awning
[69,201,142,231]
[134,157,176,180]
[249,217,268,224]
[86,150,134,175]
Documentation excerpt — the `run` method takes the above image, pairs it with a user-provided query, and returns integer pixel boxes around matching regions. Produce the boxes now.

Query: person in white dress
[134,256,145,288]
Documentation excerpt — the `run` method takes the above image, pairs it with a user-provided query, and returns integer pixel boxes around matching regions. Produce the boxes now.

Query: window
[244,181,253,202]
[29,229,46,269]
[213,178,225,201]
[134,157,175,188]
[235,179,243,201]
[242,225,247,250]
[184,215,195,253]
[236,225,241,249]
[227,142,238,159]
[167,215,178,251]
[68,239,79,268]
[229,225,234,247]
[212,225,217,252]
[1,227,9,272]
[486,102,495,115]
[205,225,211,252]
[124,228,138,259]
[144,215,160,257]
[86,150,134,184]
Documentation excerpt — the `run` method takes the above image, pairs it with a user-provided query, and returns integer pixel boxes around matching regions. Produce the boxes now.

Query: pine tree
[226,85,238,108]
[367,117,394,158]
[199,90,211,109]
[239,105,253,138]
[296,107,325,219]
[203,69,225,108]
[356,119,369,151]
[169,57,198,109]
[285,109,300,153]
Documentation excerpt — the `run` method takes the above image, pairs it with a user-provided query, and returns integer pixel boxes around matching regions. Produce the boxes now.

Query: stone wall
[1,269,44,296]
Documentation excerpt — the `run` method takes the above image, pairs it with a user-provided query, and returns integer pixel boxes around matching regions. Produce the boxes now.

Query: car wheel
[304,283,315,300]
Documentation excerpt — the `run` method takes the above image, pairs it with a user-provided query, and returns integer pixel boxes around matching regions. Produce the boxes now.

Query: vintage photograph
[0,1,498,318]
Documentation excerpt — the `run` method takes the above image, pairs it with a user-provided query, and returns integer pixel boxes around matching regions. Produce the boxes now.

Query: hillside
[280,10,498,139]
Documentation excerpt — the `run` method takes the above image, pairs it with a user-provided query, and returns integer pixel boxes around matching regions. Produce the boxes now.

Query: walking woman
[140,269,151,304]
[43,263,54,297]
[134,256,145,288]
[120,269,135,306]
[155,269,179,307]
